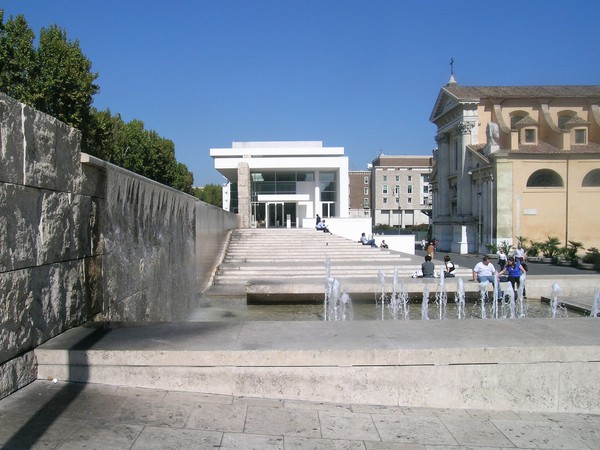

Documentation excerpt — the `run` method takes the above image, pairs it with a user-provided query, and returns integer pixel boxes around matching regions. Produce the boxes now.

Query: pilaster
[237,162,251,228]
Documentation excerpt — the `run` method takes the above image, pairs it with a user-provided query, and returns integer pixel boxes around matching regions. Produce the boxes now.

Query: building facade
[348,170,371,218]
[211,141,349,228]
[430,81,600,254]
[370,155,433,228]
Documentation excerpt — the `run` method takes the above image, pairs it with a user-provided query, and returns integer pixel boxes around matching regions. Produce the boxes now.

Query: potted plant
[525,241,541,261]
[581,247,600,270]
[559,240,583,266]
[485,243,498,258]
[499,240,513,256]
[539,236,561,263]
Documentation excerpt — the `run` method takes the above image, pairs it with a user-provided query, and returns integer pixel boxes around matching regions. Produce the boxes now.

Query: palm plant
[539,236,561,259]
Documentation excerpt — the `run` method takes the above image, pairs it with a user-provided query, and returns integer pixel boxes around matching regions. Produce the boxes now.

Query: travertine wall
[0,93,239,399]
[0,93,103,398]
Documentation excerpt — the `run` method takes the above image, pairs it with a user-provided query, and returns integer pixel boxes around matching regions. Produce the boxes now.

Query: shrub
[485,243,498,253]
[499,240,512,254]
[526,242,541,257]
[560,240,583,262]
[582,247,600,265]
[539,236,562,258]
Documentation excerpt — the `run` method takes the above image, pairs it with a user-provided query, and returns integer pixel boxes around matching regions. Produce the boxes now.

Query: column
[237,162,251,228]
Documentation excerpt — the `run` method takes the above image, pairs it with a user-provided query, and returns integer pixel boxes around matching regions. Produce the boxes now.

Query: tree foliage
[192,184,222,207]
[0,12,36,104]
[0,11,194,194]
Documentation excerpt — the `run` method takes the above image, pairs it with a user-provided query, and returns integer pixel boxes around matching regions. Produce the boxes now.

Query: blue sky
[3,1,600,185]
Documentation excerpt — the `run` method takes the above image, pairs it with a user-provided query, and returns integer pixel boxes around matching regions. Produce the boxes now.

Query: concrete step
[33,318,600,414]
[209,228,435,301]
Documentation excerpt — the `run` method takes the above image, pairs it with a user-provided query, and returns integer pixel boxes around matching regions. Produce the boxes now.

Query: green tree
[0,12,37,103]
[192,184,222,207]
[34,24,99,129]
[171,163,194,194]
[0,12,194,194]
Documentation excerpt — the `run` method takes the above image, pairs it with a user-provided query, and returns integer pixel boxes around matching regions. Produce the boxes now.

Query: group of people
[418,240,527,294]
[420,254,455,278]
[473,253,527,297]
[315,215,332,234]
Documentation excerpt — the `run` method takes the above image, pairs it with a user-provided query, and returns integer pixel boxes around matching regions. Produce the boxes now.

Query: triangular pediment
[430,89,457,123]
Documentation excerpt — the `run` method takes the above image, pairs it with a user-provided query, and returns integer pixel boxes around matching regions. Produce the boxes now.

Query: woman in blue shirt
[498,257,526,293]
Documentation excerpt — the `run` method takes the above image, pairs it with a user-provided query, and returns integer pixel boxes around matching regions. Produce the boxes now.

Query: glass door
[267,202,284,228]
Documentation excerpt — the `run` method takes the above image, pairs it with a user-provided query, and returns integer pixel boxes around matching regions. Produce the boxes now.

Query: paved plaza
[1,379,600,449]
[2,248,598,449]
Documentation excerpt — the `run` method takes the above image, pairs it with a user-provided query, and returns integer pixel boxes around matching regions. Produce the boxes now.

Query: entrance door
[267,202,284,228]
[266,202,297,228]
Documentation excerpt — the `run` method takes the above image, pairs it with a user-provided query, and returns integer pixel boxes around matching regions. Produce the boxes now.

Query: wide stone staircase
[203,228,472,301]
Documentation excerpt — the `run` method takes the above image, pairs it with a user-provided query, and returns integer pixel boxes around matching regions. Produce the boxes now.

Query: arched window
[582,169,600,187]
[558,112,575,128]
[526,169,564,188]
[511,115,525,130]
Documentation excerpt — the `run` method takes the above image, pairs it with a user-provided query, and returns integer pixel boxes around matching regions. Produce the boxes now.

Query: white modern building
[210,141,349,228]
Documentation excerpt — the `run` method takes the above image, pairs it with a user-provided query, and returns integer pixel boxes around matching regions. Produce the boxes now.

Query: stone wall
[0,93,239,399]
[0,93,103,398]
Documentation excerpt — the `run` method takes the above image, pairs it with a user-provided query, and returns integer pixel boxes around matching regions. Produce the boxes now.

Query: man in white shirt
[515,242,526,262]
[473,256,497,283]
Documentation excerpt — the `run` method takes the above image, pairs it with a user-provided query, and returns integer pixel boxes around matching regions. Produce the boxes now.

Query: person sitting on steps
[421,255,435,278]
[359,232,378,248]
[316,219,332,234]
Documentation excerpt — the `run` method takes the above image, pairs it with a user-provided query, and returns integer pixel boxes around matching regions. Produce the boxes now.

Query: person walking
[497,248,507,271]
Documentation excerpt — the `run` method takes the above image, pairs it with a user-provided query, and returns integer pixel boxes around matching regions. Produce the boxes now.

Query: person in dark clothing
[421,255,435,278]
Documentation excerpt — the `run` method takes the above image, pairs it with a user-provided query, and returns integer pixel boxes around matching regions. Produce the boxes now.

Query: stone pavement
[2,379,600,449]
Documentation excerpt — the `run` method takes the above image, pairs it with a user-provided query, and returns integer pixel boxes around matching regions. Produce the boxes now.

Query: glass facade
[250,171,315,201]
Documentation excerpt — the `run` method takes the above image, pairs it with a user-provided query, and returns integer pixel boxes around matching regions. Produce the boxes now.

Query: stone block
[55,119,82,193]
[1,261,98,363]
[396,363,560,412]
[80,163,106,199]
[558,361,600,413]
[0,183,39,271]
[233,366,398,406]
[0,94,25,185]
[0,352,37,400]
[23,106,58,190]
[21,104,82,192]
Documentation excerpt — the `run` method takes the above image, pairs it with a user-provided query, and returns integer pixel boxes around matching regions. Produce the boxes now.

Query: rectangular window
[364,187,369,195]
[395,197,399,204]
[383,175,387,182]
[319,171,337,203]
[422,174,429,182]
[575,129,587,144]
[524,128,536,143]
[407,197,412,204]
[394,185,400,195]
[422,186,429,194]
[408,175,412,182]
[363,198,369,208]
[454,141,459,171]
[364,176,369,184]
[395,175,400,181]
[382,184,388,194]
[297,171,314,181]
[407,185,412,194]
[383,198,387,204]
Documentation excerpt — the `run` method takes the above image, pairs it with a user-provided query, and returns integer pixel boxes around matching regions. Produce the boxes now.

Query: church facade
[429,81,600,254]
